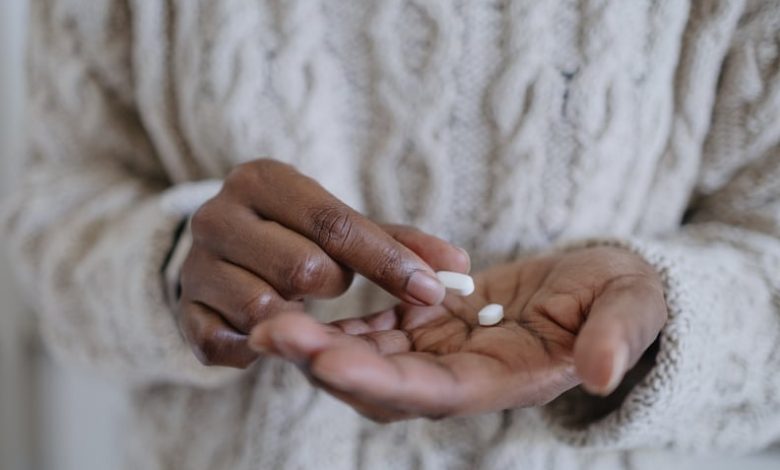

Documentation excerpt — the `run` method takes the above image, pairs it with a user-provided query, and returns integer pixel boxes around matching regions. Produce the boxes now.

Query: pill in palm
[478,304,504,326]
[435,271,475,296]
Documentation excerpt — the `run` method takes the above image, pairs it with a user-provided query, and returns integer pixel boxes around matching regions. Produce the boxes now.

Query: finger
[310,348,511,418]
[250,312,415,422]
[179,302,258,368]
[288,311,411,423]
[311,338,578,417]
[382,224,470,273]
[181,252,302,333]
[329,308,400,335]
[248,312,411,363]
[248,312,334,360]
[573,276,668,396]
[194,203,353,299]
[228,159,446,306]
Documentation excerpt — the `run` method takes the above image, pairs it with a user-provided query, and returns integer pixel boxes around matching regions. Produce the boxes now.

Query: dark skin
[179,158,469,367]
[179,159,668,421]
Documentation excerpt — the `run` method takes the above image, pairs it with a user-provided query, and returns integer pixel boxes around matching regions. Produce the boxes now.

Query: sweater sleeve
[0,0,243,387]
[543,3,780,453]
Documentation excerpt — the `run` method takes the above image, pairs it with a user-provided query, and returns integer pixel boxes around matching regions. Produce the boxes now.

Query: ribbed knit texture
[3,0,780,468]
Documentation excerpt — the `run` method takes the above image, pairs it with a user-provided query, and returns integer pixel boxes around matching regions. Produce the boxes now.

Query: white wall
[1,2,127,470]
[0,2,35,469]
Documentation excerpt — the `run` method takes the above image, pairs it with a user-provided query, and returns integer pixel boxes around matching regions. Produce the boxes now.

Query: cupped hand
[177,159,469,368]
[249,246,668,422]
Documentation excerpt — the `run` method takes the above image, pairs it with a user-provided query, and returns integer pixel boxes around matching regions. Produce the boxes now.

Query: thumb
[573,277,667,396]
[382,224,470,274]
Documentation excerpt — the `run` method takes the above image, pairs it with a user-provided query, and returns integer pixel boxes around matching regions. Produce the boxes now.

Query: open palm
[250,247,667,422]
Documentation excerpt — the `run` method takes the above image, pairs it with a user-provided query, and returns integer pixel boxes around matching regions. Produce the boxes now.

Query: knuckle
[287,254,328,295]
[309,205,355,253]
[226,161,259,185]
[224,159,295,203]
[242,160,269,182]
[237,290,277,325]
[224,162,260,194]
[223,168,247,193]
[190,202,223,241]
[228,159,284,186]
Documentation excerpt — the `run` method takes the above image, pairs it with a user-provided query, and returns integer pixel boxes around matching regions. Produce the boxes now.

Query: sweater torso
[126,0,727,267]
[22,1,780,468]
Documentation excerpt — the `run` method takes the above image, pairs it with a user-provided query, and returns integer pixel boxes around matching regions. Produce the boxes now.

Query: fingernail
[456,247,471,273]
[604,344,630,394]
[406,271,446,305]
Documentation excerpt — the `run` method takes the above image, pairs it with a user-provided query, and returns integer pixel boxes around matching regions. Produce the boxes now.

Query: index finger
[229,160,447,305]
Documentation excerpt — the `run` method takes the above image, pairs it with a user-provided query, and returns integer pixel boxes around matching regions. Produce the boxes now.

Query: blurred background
[1,2,779,469]
[0,2,127,469]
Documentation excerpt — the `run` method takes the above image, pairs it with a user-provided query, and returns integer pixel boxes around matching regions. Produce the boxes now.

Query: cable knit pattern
[3,0,780,468]
[362,0,462,230]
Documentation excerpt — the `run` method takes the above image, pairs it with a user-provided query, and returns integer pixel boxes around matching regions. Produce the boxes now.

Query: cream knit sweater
[4,0,780,468]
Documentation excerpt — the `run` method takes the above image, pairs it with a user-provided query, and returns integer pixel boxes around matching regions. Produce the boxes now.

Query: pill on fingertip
[435,271,475,296]
[478,304,504,326]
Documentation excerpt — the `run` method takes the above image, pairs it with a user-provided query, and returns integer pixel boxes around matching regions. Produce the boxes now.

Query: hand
[177,159,469,368]
[249,246,668,421]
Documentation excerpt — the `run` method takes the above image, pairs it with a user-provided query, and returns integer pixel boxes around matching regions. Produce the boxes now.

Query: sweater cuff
[85,178,235,387]
[162,216,193,309]
[145,180,242,386]
[159,180,220,311]
[541,237,708,449]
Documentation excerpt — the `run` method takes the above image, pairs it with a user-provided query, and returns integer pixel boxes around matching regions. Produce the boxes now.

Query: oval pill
[435,271,475,296]
[478,304,504,326]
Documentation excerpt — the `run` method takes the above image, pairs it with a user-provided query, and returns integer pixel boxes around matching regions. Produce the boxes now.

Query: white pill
[478,304,504,326]
[435,271,475,296]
